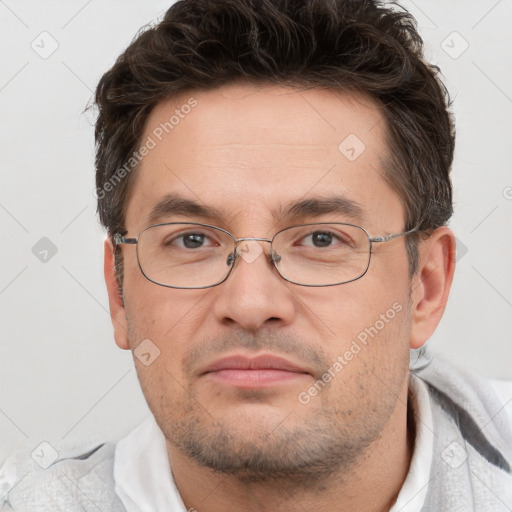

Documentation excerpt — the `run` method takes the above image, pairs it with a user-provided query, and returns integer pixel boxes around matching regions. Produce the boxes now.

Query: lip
[200,353,311,388]
[201,353,310,374]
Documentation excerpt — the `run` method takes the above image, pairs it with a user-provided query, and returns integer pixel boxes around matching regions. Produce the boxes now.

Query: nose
[212,240,297,330]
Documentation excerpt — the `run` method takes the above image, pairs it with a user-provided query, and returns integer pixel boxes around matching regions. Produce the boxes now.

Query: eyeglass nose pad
[271,250,281,264]
[226,251,236,267]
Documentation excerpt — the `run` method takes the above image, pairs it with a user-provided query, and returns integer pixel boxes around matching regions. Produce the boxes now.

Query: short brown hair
[94,0,455,279]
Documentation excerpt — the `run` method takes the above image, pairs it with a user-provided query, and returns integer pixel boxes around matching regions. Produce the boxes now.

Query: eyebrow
[147,193,365,226]
[148,194,227,225]
[277,196,365,224]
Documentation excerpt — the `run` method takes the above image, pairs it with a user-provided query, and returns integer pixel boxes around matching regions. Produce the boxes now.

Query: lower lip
[205,369,309,388]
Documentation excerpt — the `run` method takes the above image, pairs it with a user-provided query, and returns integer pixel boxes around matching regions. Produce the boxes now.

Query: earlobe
[104,238,130,350]
[409,227,456,349]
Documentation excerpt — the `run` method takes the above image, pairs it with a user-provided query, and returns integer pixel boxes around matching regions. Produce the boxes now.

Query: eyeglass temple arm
[369,227,418,244]
[113,234,137,246]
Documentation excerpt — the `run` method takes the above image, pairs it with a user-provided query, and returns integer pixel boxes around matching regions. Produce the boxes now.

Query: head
[95,0,456,482]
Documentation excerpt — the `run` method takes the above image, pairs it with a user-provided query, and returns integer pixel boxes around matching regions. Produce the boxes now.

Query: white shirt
[114,416,187,511]
[114,375,436,511]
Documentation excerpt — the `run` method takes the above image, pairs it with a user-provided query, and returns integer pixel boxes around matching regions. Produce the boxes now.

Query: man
[1,0,511,510]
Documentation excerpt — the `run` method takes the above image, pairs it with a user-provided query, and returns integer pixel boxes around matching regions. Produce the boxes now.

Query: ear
[409,226,456,349]
[104,237,130,350]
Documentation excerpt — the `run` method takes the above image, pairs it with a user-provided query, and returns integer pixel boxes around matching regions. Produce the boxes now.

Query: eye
[298,230,350,248]
[167,231,218,249]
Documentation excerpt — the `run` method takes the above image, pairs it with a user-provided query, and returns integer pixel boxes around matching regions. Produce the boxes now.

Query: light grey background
[1,0,511,465]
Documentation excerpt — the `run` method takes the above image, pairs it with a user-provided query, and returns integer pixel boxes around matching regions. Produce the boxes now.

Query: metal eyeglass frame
[113,222,419,289]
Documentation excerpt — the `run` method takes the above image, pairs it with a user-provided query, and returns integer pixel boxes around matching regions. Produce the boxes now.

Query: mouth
[200,353,312,388]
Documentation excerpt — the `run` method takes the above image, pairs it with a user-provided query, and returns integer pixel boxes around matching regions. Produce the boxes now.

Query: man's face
[117,84,413,480]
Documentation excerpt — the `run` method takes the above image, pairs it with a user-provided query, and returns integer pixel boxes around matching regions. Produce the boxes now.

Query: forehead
[124,83,403,233]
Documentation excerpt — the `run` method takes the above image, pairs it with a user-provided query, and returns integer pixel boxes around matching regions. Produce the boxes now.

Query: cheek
[123,275,213,388]
[298,268,412,394]
[316,293,411,414]
[124,289,194,421]
[295,268,410,341]
[124,256,197,334]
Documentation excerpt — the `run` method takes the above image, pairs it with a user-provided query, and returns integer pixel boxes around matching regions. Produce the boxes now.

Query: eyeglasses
[113,222,418,289]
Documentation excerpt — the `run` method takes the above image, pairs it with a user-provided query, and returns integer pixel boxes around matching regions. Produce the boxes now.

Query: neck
[166,379,414,512]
